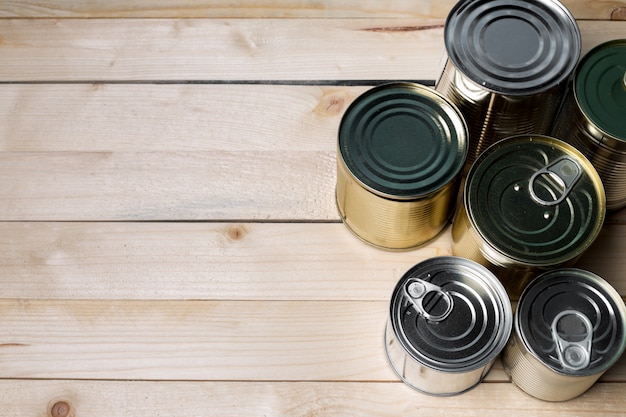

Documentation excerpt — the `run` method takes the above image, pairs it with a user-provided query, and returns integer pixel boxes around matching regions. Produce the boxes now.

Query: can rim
[515,268,626,376]
[464,135,606,267]
[338,82,468,200]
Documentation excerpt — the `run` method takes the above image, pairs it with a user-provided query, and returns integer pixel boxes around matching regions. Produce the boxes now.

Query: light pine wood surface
[1,2,625,416]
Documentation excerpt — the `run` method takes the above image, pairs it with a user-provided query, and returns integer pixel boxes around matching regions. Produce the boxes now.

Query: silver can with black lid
[384,256,512,396]
[436,0,581,169]
[503,268,626,401]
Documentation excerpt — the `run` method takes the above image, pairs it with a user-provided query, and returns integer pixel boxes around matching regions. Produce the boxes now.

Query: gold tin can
[503,269,626,401]
[385,256,512,396]
[336,83,468,250]
[452,135,605,298]
[552,40,626,211]
[436,0,580,169]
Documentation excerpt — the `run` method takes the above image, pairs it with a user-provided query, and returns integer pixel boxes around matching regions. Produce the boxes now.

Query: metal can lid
[516,269,626,376]
[338,83,467,199]
[444,0,580,95]
[575,39,626,141]
[466,135,605,266]
[389,256,512,372]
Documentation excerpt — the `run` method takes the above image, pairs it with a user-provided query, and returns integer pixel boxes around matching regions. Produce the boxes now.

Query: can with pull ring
[503,268,626,401]
[452,135,606,298]
[384,256,512,396]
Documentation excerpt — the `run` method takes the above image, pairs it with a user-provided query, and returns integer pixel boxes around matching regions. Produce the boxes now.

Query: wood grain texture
[0,84,364,152]
[0,222,624,300]
[0,18,445,81]
[0,222,449,300]
[0,299,624,382]
[0,0,625,20]
[0,19,623,81]
[0,380,624,417]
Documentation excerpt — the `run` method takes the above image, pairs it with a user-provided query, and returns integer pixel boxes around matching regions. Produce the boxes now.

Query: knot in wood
[51,401,71,417]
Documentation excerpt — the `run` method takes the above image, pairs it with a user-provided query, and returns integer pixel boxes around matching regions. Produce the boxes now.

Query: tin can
[384,256,512,396]
[452,135,606,298]
[503,268,626,401]
[552,40,626,211]
[336,82,468,250]
[436,0,581,169]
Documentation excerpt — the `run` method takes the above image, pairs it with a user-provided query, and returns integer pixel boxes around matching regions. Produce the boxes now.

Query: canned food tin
[452,135,606,298]
[503,269,626,401]
[385,256,512,396]
[436,0,581,168]
[552,40,626,211]
[336,83,468,250]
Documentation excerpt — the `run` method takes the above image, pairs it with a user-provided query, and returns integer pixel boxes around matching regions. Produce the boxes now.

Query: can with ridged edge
[336,82,468,250]
[503,268,626,401]
[436,0,580,170]
[384,256,512,396]
[452,135,606,299]
[552,39,626,211]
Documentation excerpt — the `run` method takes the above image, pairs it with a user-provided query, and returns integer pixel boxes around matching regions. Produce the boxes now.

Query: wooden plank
[0,19,623,81]
[0,380,624,417]
[0,84,365,152]
[0,150,339,221]
[0,299,624,382]
[0,299,393,381]
[0,0,624,20]
[0,221,625,301]
[0,222,449,301]
[0,18,445,81]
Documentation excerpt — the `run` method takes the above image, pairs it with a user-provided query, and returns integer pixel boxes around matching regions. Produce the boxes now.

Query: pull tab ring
[529,156,582,206]
[551,310,593,371]
[404,278,454,322]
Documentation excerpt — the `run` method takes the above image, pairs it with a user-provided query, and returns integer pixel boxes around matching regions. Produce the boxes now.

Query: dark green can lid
[338,83,468,199]
[575,40,626,140]
[466,136,605,266]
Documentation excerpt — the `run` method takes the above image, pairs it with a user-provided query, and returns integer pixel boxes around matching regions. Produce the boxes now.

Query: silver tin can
[452,135,606,299]
[385,256,512,396]
[436,0,580,169]
[503,269,626,401]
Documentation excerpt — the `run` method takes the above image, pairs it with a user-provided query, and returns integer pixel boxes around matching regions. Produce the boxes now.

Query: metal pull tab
[529,156,582,206]
[404,278,454,322]
[551,310,593,371]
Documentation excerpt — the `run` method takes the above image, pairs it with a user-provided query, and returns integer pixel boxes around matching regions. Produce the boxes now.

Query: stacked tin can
[333,0,626,400]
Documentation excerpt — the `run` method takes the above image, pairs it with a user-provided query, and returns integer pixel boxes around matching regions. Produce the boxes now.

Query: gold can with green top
[552,39,626,211]
[452,135,606,298]
[336,82,468,250]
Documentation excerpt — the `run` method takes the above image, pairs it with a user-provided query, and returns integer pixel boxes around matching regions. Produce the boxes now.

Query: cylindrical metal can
[552,40,626,211]
[503,268,626,401]
[385,256,512,396]
[436,0,581,169]
[336,82,468,250]
[452,135,606,298]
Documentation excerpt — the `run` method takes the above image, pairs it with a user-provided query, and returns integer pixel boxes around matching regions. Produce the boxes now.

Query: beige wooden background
[0,1,625,416]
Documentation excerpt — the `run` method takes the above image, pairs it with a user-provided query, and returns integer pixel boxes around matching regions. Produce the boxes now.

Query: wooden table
[0,1,625,415]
